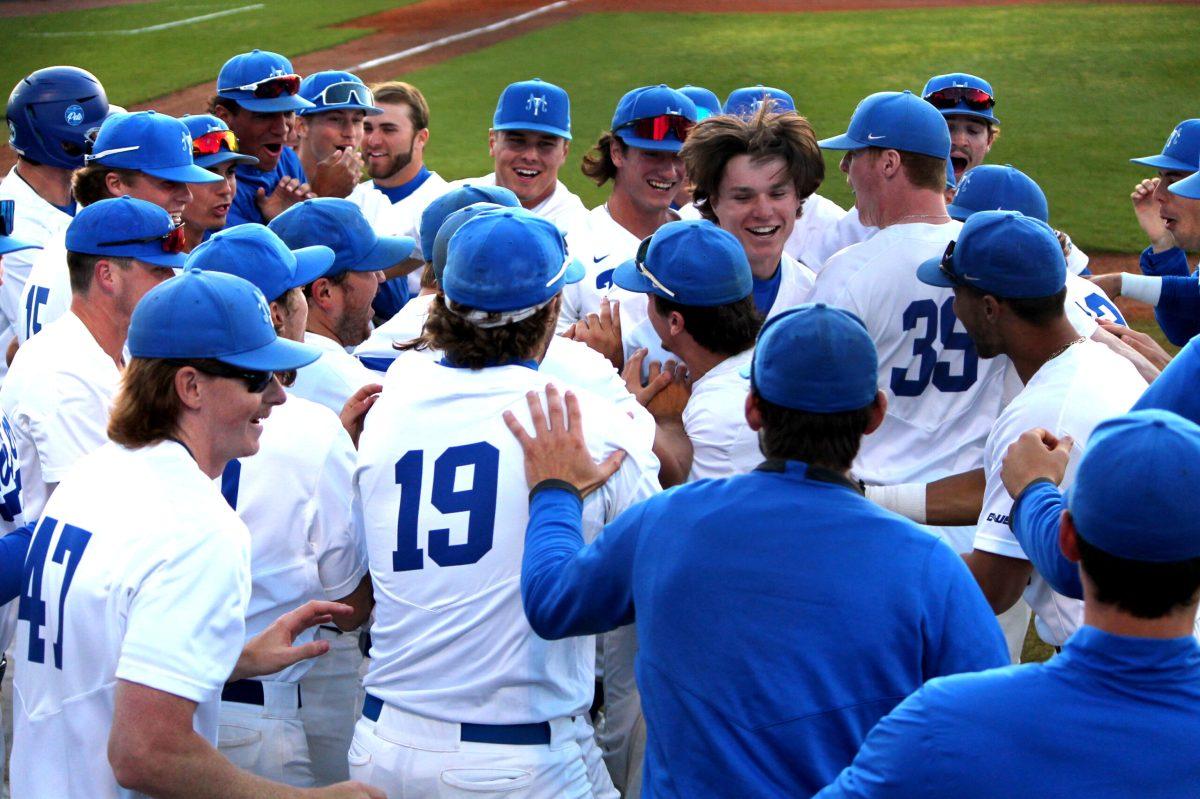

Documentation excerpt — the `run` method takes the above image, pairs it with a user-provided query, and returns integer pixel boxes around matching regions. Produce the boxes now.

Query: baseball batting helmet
[7,66,109,169]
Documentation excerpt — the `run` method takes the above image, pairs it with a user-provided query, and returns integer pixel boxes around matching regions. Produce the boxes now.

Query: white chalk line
[346,0,580,73]
[23,3,264,37]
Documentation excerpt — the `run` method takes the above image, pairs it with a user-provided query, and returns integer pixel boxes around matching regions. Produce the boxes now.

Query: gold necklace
[1047,336,1085,362]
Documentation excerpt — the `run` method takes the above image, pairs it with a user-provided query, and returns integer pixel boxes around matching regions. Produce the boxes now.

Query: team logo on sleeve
[526,94,549,117]
[64,104,84,126]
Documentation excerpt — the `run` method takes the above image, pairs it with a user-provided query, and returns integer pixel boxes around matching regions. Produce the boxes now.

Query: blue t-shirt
[227,147,307,228]
[522,460,1008,798]
[751,262,782,315]
[816,627,1200,798]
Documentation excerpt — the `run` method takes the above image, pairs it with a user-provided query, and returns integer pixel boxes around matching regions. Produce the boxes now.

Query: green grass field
[398,3,1200,254]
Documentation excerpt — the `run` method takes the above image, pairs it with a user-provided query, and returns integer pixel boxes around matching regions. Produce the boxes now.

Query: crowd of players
[0,46,1197,797]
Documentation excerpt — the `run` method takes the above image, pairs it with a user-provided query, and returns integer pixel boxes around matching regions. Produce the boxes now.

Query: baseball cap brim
[492,121,571,141]
[939,109,1000,125]
[916,255,956,288]
[612,258,656,295]
[615,132,685,153]
[350,235,417,273]
[142,163,225,184]
[946,203,974,222]
[227,94,315,114]
[218,335,321,372]
[292,245,337,287]
[817,133,867,151]
[1130,154,1197,172]
[135,251,189,269]
[1168,171,1200,200]
[195,151,260,169]
[562,256,585,285]
[299,103,383,117]
[0,237,37,257]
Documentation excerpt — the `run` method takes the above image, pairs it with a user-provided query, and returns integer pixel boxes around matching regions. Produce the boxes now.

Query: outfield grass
[399,3,1200,253]
[0,0,418,136]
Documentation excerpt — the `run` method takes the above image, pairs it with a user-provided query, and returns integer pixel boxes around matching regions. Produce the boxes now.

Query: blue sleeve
[1154,275,1200,346]
[520,485,643,640]
[1139,245,1191,277]
[921,540,1010,680]
[1010,480,1083,599]
[0,523,34,604]
[1135,336,1200,425]
[814,686,942,799]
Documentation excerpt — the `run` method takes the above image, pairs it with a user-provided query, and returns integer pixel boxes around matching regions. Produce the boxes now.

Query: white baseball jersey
[1065,272,1124,331]
[0,311,119,521]
[809,221,1007,487]
[684,348,760,481]
[448,173,589,232]
[11,440,250,799]
[0,168,69,363]
[808,206,878,271]
[288,331,378,415]
[766,252,817,317]
[0,411,26,655]
[348,171,451,295]
[17,227,69,344]
[975,340,1146,645]
[220,396,367,683]
[784,193,859,273]
[559,203,653,335]
[355,355,660,724]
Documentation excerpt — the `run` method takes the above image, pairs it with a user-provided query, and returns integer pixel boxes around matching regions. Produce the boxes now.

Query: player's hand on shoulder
[307,781,387,798]
[621,348,673,407]
[1000,428,1073,500]
[1096,319,1172,376]
[569,297,624,370]
[503,383,626,498]
[231,599,354,681]
[645,360,691,421]
[1131,177,1175,252]
[341,382,383,448]
[256,176,314,222]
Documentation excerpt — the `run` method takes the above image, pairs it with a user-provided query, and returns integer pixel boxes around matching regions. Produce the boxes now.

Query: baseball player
[816,410,1200,799]
[507,302,1007,797]
[351,81,452,309]
[1092,120,1200,345]
[10,264,384,798]
[915,211,1146,648]
[211,49,315,226]
[921,72,999,184]
[1,67,109,381]
[450,78,589,233]
[810,90,1008,555]
[268,197,413,414]
[179,114,261,251]
[351,207,659,798]
[558,85,698,339]
[19,110,221,343]
[185,225,375,787]
[295,70,375,200]
[1,196,184,522]
[671,85,721,218]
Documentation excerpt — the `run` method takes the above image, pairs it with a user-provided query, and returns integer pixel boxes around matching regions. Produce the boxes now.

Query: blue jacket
[1140,245,1200,345]
[816,627,1200,798]
[522,460,1008,798]
[227,147,306,228]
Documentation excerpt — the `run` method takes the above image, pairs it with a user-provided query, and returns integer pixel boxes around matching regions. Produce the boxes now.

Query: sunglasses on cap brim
[621,114,695,143]
[309,81,375,108]
[923,87,995,112]
[170,359,276,393]
[220,73,302,99]
[192,129,239,157]
[633,235,676,297]
[937,240,963,285]
[99,224,187,255]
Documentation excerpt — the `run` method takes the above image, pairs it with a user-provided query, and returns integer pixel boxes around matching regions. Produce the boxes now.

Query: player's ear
[744,392,764,431]
[104,170,130,197]
[173,366,205,411]
[308,277,335,310]
[415,126,430,149]
[488,129,498,158]
[1059,510,1082,563]
[863,390,888,436]
[93,258,117,296]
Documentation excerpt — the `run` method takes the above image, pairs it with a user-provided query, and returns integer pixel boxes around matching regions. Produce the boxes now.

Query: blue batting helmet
[7,66,109,170]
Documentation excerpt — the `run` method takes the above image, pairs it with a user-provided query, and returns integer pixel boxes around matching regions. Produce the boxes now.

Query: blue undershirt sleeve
[1010,480,1083,600]
[1154,275,1200,345]
[0,523,34,604]
[921,541,1010,680]
[520,484,643,640]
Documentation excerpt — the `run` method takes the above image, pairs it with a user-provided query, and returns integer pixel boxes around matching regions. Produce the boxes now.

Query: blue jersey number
[18,516,92,669]
[392,442,500,572]
[220,459,242,510]
[0,416,22,523]
[24,285,48,341]
[889,298,979,397]
[1083,293,1126,325]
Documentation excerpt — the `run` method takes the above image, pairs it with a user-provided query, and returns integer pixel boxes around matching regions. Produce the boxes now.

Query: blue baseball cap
[921,73,999,125]
[947,164,1049,222]
[1130,119,1200,172]
[917,210,1065,298]
[743,303,878,413]
[64,196,187,268]
[723,85,796,117]
[819,91,950,160]
[613,220,752,307]
[431,202,506,284]
[0,233,35,258]
[1169,170,1200,200]
[269,198,415,278]
[186,224,333,302]
[0,201,36,257]
[1069,410,1200,562]
[442,207,584,314]
[180,114,259,169]
[128,266,320,370]
[677,85,721,120]
[87,111,222,184]
[419,184,520,261]
[297,71,382,117]
[611,85,697,153]
[945,159,957,190]
[492,78,571,140]
[216,50,314,114]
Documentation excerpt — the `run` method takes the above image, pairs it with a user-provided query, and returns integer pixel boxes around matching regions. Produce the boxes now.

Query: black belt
[362,694,551,745]
[222,679,302,708]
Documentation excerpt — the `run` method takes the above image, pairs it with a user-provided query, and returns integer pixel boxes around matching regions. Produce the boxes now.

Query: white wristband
[1120,273,1163,306]
[865,483,928,524]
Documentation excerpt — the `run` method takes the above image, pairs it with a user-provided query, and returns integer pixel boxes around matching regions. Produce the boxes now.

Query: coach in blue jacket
[504,301,1008,798]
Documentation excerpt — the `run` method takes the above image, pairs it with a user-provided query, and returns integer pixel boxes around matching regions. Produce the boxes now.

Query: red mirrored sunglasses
[192,129,239,156]
[623,114,695,143]
[222,73,302,99]
[99,224,187,255]
[924,87,995,112]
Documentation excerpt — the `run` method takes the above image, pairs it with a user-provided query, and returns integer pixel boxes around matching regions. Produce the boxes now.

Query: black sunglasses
[937,240,962,285]
[171,359,275,393]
